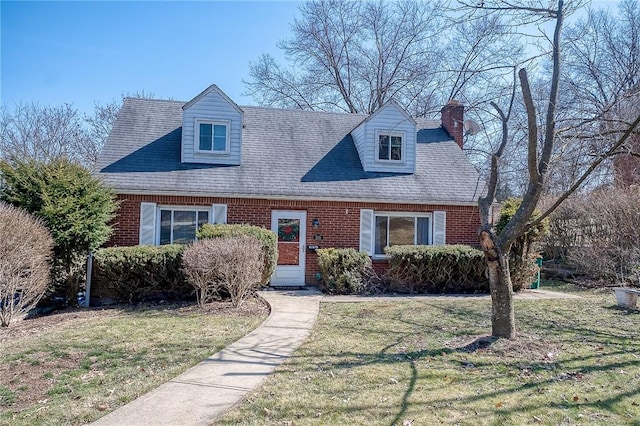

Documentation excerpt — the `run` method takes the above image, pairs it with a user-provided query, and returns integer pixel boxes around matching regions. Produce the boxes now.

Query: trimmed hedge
[92,245,191,303]
[197,224,277,285]
[317,248,372,294]
[384,245,490,293]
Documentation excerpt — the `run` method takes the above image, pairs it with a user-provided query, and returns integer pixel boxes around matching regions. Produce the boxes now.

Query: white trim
[375,130,406,164]
[114,190,480,207]
[359,209,374,255]
[194,119,230,154]
[182,83,244,114]
[212,204,227,224]
[270,210,307,286]
[350,99,417,135]
[433,210,447,245]
[139,202,157,245]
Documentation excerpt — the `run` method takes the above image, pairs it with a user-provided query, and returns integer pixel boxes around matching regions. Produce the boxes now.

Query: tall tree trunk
[479,226,515,339]
[488,252,515,338]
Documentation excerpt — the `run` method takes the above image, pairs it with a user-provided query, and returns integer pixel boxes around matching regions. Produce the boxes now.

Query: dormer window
[196,119,229,153]
[377,131,404,162]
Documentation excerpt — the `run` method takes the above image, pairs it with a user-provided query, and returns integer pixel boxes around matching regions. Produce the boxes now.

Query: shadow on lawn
[275,300,640,424]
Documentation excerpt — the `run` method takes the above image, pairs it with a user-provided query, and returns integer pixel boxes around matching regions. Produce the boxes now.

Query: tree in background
[245,0,521,116]
[0,202,54,327]
[0,158,118,303]
[0,91,159,168]
[0,103,94,166]
[471,0,640,338]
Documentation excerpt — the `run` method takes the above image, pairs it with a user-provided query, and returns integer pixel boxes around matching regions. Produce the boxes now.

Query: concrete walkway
[92,289,323,426]
[93,287,578,426]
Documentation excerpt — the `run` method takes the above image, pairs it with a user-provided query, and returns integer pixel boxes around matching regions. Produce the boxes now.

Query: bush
[0,158,117,303]
[495,198,546,290]
[384,245,490,293]
[0,202,54,326]
[316,248,373,294]
[92,245,190,303]
[197,224,277,285]
[183,236,264,307]
[560,188,640,284]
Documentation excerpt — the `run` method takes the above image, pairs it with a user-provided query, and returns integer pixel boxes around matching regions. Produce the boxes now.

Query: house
[613,133,640,187]
[96,84,483,286]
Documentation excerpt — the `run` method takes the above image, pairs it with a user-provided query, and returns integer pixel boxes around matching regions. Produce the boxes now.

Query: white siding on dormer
[351,119,367,169]
[182,90,243,165]
[350,102,416,174]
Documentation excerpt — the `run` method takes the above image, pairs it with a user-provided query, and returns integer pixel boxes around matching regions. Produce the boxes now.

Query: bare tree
[1,90,164,168]
[245,0,449,114]
[0,103,92,165]
[470,0,640,338]
[83,101,121,166]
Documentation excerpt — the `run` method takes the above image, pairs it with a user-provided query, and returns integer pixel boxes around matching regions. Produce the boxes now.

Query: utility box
[530,258,543,289]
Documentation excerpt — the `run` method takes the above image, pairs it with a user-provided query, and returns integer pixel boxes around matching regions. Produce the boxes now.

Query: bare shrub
[546,188,640,284]
[183,236,264,307]
[0,202,54,326]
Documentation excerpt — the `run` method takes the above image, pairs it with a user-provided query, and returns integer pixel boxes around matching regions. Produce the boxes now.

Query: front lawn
[0,300,268,426]
[219,293,640,425]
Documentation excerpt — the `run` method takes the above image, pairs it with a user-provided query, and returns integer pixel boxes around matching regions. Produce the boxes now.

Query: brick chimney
[441,100,464,149]
[613,134,640,187]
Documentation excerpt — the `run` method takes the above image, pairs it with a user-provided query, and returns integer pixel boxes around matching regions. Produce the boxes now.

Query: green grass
[218,293,640,425]
[0,302,267,426]
[539,278,594,294]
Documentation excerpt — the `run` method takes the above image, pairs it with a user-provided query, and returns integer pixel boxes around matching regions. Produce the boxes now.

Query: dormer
[181,84,243,165]
[351,100,417,174]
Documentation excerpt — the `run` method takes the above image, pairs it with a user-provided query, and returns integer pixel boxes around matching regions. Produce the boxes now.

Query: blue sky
[1,1,622,116]
[1,1,301,114]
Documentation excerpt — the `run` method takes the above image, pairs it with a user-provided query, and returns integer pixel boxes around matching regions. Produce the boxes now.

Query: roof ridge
[124,97,185,105]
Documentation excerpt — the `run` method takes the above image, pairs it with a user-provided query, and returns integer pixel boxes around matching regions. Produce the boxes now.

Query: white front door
[270,210,306,286]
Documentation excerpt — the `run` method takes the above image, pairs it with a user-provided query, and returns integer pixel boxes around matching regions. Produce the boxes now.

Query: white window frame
[375,130,405,163]
[372,212,432,258]
[194,118,230,154]
[156,205,211,245]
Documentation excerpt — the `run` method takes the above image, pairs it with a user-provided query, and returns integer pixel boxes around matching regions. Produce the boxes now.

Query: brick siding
[109,194,481,284]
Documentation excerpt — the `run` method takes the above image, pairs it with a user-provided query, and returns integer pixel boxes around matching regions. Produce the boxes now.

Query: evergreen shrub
[92,245,190,303]
[316,248,372,294]
[384,244,490,293]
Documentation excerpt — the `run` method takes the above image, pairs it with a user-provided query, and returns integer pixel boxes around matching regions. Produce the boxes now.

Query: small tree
[183,236,264,307]
[495,198,547,290]
[0,158,118,303]
[0,202,54,327]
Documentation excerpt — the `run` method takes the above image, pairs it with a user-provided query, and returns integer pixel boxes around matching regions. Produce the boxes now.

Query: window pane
[417,217,430,245]
[213,125,227,151]
[160,210,172,245]
[388,217,415,246]
[391,136,402,160]
[197,211,209,229]
[199,123,212,151]
[378,135,390,160]
[374,216,388,255]
[172,211,197,244]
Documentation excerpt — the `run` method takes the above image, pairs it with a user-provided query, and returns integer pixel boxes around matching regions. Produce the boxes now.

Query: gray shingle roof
[96,98,484,205]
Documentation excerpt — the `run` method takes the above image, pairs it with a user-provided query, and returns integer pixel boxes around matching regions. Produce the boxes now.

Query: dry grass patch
[218,294,640,425]
[0,299,268,426]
